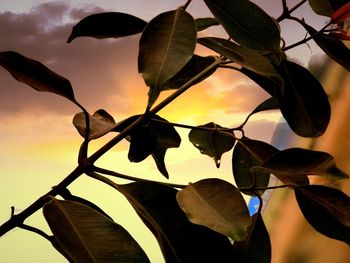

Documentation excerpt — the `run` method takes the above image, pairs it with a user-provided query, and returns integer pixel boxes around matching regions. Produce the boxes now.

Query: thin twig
[19,224,53,242]
[183,0,192,10]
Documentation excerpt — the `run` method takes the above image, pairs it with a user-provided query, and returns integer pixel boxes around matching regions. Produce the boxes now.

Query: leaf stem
[19,223,53,242]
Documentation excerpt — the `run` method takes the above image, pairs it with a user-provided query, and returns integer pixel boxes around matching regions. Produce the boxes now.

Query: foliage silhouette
[1,0,350,262]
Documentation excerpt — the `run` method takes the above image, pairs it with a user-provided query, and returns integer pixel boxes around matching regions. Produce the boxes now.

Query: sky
[0,1,329,262]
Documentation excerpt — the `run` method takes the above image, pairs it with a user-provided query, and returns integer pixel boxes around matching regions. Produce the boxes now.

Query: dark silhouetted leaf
[73,109,116,140]
[195,17,219,31]
[43,198,149,263]
[238,138,279,164]
[138,8,197,107]
[242,97,279,126]
[189,122,235,168]
[176,179,251,241]
[295,185,350,244]
[277,60,331,137]
[232,142,271,196]
[251,148,349,179]
[67,12,147,43]
[163,55,218,90]
[203,0,281,53]
[308,0,349,17]
[305,24,350,71]
[117,181,237,262]
[0,51,75,102]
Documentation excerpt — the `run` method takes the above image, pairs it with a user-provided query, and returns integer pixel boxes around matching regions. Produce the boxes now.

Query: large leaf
[138,8,197,107]
[203,0,281,53]
[163,55,218,90]
[195,17,220,31]
[198,37,282,82]
[188,122,235,168]
[73,109,116,140]
[0,51,75,102]
[277,60,331,137]
[176,179,251,241]
[43,198,149,263]
[117,181,237,262]
[295,185,350,244]
[251,148,349,179]
[232,142,271,196]
[304,24,350,71]
[67,12,147,43]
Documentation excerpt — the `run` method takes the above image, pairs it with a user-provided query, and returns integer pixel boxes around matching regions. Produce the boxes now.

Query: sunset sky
[0,1,328,262]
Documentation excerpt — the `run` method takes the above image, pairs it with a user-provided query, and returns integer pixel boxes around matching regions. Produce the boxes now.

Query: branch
[277,0,307,22]
[19,224,53,242]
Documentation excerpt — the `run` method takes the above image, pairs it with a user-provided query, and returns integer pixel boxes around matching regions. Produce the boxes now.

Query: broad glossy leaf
[117,181,237,262]
[73,109,116,140]
[138,8,197,107]
[251,148,349,179]
[203,0,281,53]
[189,122,235,168]
[43,198,149,263]
[0,51,75,102]
[277,60,331,137]
[163,55,218,90]
[195,17,219,31]
[177,179,251,241]
[305,24,350,71]
[198,37,282,82]
[67,12,147,43]
[308,0,349,17]
[295,185,350,244]
[232,142,270,196]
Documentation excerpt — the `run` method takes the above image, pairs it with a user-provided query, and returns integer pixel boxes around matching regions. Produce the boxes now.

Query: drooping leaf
[232,141,271,196]
[117,181,237,262]
[138,8,197,107]
[163,55,218,90]
[0,51,75,102]
[195,17,220,31]
[198,37,282,82]
[67,12,147,43]
[277,60,331,137]
[73,109,116,140]
[189,122,235,168]
[331,2,350,23]
[176,179,251,241]
[304,24,350,71]
[251,148,349,180]
[43,198,149,263]
[203,0,281,53]
[308,0,349,17]
[295,185,350,244]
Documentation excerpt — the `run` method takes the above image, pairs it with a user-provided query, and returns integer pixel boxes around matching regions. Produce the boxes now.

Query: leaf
[331,2,350,23]
[277,60,331,137]
[242,97,279,125]
[0,51,75,102]
[43,198,149,263]
[117,181,237,262]
[67,12,147,43]
[163,55,218,90]
[195,17,220,31]
[198,37,282,82]
[188,122,235,168]
[251,148,349,179]
[177,179,251,241]
[305,24,350,71]
[237,138,279,164]
[138,8,197,107]
[73,109,116,140]
[295,185,350,244]
[308,0,349,17]
[203,0,281,53]
[232,141,271,196]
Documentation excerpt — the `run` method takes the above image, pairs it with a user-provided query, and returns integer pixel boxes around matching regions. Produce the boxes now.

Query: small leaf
[203,0,281,53]
[195,17,220,31]
[163,55,218,90]
[0,51,75,102]
[189,122,235,168]
[251,148,349,179]
[295,185,350,244]
[67,12,147,43]
[117,181,237,262]
[73,109,116,140]
[43,198,149,263]
[177,179,251,241]
[138,8,197,107]
[305,24,350,71]
[331,2,350,23]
